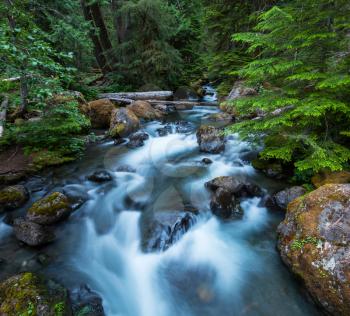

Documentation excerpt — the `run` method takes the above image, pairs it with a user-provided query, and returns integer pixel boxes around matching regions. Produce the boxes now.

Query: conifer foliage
[227,0,350,175]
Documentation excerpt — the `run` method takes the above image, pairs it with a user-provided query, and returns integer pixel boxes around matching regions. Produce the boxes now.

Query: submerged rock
[277,184,350,315]
[109,108,140,138]
[13,218,55,246]
[0,185,29,213]
[196,126,225,154]
[273,186,306,210]
[0,272,71,315]
[205,176,262,220]
[127,100,163,120]
[202,158,213,165]
[157,121,195,137]
[127,132,149,149]
[26,192,72,225]
[70,285,105,316]
[87,99,116,129]
[88,170,113,183]
[142,211,196,253]
[116,165,136,173]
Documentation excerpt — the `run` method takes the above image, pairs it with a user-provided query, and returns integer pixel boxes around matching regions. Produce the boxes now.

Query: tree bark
[0,96,9,138]
[80,0,112,73]
[111,0,129,44]
[99,91,174,101]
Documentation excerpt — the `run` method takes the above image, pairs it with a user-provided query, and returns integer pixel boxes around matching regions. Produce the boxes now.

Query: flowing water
[0,105,321,316]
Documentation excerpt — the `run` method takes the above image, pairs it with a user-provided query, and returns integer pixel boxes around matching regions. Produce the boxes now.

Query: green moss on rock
[0,272,71,316]
[0,185,28,212]
[27,192,72,225]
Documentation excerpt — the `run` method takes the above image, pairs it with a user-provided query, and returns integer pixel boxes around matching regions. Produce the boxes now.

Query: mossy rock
[31,151,75,171]
[277,184,350,315]
[109,108,140,138]
[252,158,289,179]
[0,185,29,213]
[0,272,72,316]
[312,170,350,188]
[27,192,72,225]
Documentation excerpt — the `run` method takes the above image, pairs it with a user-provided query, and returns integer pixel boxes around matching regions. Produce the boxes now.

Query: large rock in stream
[127,100,163,120]
[26,192,72,225]
[0,272,72,315]
[86,99,116,129]
[277,184,350,315]
[142,211,196,253]
[273,186,307,211]
[0,185,29,213]
[196,126,225,154]
[205,176,262,220]
[109,108,140,138]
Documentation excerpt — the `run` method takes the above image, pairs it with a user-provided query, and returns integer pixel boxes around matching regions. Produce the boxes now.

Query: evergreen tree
[227,0,350,176]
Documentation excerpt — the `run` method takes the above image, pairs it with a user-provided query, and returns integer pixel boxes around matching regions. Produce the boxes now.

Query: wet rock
[127,100,163,120]
[13,218,55,246]
[157,125,173,137]
[63,185,90,210]
[196,126,225,154]
[202,158,213,165]
[26,192,72,225]
[273,186,306,210]
[205,176,262,220]
[127,132,149,149]
[88,170,113,183]
[153,104,176,115]
[116,165,136,173]
[0,185,29,213]
[87,99,116,129]
[174,86,198,100]
[207,112,234,123]
[157,121,195,136]
[142,211,196,253]
[70,285,105,316]
[0,272,71,315]
[312,170,350,188]
[277,184,350,315]
[109,108,140,138]
[0,171,27,185]
[114,138,127,146]
[252,158,290,179]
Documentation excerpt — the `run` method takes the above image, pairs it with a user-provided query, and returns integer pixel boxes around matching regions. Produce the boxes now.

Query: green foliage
[1,101,90,158]
[227,0,350,176]
[291,236,319,251]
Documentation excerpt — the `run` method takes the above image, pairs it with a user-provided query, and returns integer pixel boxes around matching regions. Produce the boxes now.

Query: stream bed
[0,105,321,316]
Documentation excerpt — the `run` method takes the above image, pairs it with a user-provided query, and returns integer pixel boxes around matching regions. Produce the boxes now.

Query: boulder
[70,285,105,316]
[87,99,115,129]
[312,171,350,188]
[109,108,140,138]
[226,81,257,101]
[116,165,136,173]
[127,132,149,149]
[26,192,72,225]
[207,112,234,123]
[273,186,307,210]
[196,126,225,154]
[252,158,290,179]
[173,86,198,100]
[13,218,55,246]
[127,100,163,120]
[0,185,29,213]
[205,176,262,220]
[142,211,196,253]
[88,170,113,183]
[277,184,350,315]
[202,158,213,165]
[0,272,71,315]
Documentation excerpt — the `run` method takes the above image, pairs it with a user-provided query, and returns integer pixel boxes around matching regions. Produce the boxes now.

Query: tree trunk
[80,0,111,73]
[19,75,28,114]
[111,0,129,44]
[0,96,9,138]
[99,91,174,101]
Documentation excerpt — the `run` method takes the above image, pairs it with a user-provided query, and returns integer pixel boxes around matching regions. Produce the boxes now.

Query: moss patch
[28,192,69,216]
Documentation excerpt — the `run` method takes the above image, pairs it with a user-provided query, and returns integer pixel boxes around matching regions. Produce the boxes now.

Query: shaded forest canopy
[0,0,349,182]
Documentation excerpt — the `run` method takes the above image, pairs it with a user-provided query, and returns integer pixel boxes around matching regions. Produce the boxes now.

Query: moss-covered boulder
[277,184,350,315]
[0,185,29,213]
[27,192,72,225]
[252,157,292,180]
[109,108,140,138]
[87,99,116,129]
[0,272,72,315]
[127,100,163,120]
[312,170,350,188]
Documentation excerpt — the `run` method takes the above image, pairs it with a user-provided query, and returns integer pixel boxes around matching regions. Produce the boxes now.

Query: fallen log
[0,95,9,138]
[99,91,173,101]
